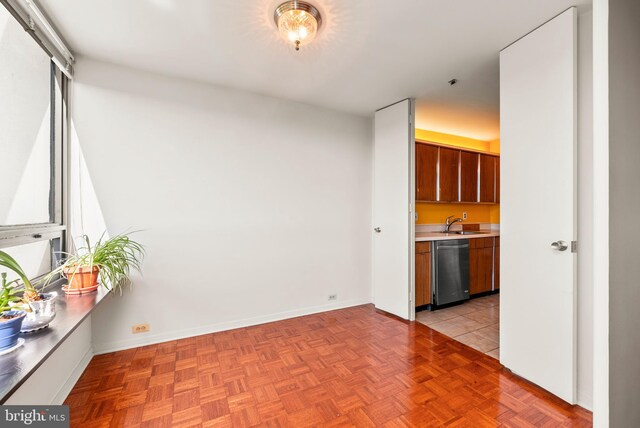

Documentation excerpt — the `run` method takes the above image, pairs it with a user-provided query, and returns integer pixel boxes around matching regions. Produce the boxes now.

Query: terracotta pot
[64,266,100,289]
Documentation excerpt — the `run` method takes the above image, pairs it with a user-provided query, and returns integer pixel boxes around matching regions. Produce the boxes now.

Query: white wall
[608,0,640,426]
[576,8,594,410]
[69,59,373,353]
[5,317,93,405]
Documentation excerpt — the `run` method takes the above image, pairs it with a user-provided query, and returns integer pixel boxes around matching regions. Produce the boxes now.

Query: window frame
[0,62,68,273]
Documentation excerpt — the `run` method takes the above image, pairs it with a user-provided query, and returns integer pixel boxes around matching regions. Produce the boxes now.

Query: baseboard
[51,347,94,404]
[93,297,372,354]
[577,398,593,412]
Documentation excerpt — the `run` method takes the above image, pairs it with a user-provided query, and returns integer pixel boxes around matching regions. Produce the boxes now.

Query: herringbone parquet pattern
[65,305,592,427]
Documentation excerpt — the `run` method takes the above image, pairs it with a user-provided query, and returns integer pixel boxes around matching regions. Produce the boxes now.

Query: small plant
[0,273,27,315]
[47,232,145,294]
[0,272,27,349]
[0,251,41,302]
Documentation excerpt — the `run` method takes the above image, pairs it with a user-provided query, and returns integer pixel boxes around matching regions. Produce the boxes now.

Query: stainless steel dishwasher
[432,239,470,306]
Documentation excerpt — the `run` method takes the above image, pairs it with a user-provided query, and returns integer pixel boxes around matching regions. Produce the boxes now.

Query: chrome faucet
[445,215,463,232]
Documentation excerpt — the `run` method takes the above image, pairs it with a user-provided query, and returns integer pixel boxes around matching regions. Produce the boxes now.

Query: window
[0,4,68,281]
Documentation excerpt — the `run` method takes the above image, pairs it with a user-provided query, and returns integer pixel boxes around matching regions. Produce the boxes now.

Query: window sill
[0,281,110,403]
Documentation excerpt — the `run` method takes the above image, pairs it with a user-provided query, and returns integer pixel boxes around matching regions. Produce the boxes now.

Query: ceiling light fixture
[274,1,322,51]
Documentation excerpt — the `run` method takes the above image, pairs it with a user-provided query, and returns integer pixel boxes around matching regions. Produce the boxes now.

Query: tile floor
[416,294,500,359]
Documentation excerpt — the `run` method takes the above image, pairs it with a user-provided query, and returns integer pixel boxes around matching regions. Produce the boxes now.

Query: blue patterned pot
[0,310,26,351]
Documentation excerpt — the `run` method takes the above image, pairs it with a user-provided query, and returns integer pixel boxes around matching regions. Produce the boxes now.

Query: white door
[500,8,577,403]
[373,99,415,320]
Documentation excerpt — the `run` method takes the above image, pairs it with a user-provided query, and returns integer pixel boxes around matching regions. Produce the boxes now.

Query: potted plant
[0,251,58,332]
[0,273,27,350]
[50,232,145,295]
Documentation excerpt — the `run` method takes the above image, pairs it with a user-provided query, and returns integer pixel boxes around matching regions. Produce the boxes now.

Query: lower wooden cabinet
[470,237,495,295]
[415,242,432,306]
[417,237,498,305]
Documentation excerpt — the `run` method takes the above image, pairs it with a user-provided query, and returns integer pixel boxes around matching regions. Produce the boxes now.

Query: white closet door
[372,99,415,320]
[500,8,577,403]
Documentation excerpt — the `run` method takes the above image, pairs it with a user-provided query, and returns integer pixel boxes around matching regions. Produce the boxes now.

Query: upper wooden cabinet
[479,154,497,203]
[438,148,459,202]
[415,141,499,204]
[416,144,438,201]
[460,151,479,202]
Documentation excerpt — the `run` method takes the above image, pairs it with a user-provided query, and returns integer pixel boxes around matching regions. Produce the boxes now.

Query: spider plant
[47,232,145,294]
[0,250,40,302]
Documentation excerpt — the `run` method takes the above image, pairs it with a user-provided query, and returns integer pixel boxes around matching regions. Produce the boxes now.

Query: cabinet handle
[374,227,382,233]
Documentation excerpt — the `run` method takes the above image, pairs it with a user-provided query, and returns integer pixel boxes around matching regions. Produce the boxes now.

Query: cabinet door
[470,238,494,295]
[415,144,438,201]
[482,243,494,293]
[439,148,460,202]
[415,244,431,306]
[469,239,484,295]
[494,237,500,290]
[495,157,501,203]
[479,154,497,202]
[460,151,479,202]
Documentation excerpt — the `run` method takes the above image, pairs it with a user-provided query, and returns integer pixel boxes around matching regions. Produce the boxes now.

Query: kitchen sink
[453,231,487,235]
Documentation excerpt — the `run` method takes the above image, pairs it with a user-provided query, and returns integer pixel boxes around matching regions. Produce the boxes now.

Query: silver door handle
[374,227,382,233]
[551,240,568,251]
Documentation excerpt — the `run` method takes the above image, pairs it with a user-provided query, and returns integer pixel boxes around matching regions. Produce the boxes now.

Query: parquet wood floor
[65,305,592,427]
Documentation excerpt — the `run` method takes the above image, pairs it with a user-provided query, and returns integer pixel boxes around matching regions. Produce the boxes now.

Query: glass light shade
[274,2,322,51]
[278,10,317,49]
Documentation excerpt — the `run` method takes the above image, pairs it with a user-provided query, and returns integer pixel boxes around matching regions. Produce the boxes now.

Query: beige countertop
[415,230,500,242]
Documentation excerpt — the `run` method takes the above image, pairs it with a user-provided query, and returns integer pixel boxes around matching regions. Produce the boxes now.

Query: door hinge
[571,241,577,253]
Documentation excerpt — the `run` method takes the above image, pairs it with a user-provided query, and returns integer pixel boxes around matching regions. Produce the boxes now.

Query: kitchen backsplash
[415,202,500,225]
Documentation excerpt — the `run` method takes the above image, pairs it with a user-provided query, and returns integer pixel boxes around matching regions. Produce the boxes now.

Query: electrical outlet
[328,294,338,301]
[132,323,150,334]
[463,212,467,220]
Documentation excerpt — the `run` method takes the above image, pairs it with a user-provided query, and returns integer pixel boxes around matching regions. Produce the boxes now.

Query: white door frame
[592,0,610,425]
[409,104,416,322]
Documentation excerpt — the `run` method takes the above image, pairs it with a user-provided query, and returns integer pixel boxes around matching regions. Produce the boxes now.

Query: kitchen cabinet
[415,242,432,306]
[416,144,438,201]
[479,154,497,203]
[418,236,499,303]
[470,237,494,295]
[495,158,500,203]
[438,148,459,202]
[494,237,500,289]
[414,141,499,204]
[460,151,479,202]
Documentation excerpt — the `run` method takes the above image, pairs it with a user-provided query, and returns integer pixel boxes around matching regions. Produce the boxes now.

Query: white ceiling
[41,0,591,140]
